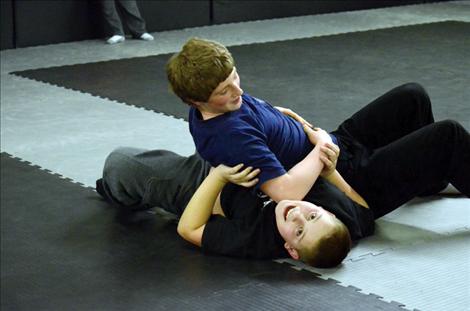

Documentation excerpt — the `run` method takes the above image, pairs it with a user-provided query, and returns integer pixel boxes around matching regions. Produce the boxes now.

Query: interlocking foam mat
[12,22,470,131]
[1,152,408,310]
[4,21,469,311]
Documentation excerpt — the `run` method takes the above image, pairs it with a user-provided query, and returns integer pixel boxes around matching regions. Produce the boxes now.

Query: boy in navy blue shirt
[168,38,367,207]
[165,38,470,265]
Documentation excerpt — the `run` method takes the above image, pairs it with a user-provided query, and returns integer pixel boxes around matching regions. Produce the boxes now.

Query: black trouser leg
[101,0,124,36]
[334,83,434,149]
[101,147,210,216]
[334,83,469,217]
[348,120,470,218]
[115,0,147,37]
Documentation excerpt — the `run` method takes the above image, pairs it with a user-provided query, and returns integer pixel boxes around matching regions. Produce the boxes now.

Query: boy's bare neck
[200,110,224,121]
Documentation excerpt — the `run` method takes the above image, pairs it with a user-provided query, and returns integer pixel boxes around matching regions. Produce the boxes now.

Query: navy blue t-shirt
[190,94,318,187]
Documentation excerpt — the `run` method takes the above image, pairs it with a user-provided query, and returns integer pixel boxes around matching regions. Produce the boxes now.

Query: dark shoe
[96,178,155,225]
[96,178,114,204]
[96,178,106,197]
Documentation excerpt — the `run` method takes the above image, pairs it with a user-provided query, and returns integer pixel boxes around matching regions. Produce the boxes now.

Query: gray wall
[1,0,15,50]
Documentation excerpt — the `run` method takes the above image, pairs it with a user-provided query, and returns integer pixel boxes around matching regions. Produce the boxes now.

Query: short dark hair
[298,218,352,268]
[166,37,235,105]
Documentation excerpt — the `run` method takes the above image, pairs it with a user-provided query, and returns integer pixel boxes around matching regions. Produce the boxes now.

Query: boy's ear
[189,99,204,107]
[284,242,299,260]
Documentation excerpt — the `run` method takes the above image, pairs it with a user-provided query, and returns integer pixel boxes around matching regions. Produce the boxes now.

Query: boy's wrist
[212,166,230,184]
[321,170,335,178]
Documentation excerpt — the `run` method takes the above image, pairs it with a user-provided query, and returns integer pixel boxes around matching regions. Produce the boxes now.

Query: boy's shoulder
[242,93,268,106]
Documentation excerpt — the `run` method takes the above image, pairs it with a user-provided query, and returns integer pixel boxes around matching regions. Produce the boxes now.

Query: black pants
[333,83,470,218]
[101,0,147,37]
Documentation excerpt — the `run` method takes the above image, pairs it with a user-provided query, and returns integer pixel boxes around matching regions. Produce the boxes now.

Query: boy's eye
[308,212,317,221]
[296,227,303,237]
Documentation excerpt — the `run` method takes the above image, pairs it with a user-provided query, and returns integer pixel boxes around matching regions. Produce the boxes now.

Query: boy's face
[275,200,337,259]
[193,67,244,116]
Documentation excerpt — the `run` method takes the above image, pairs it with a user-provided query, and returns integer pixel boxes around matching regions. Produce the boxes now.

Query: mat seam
[274,261,414,310]
[6,74,188,123]
[3,150,464,311]
[8,20,466,124]
[1,151,96,191]
[274,227,469,309]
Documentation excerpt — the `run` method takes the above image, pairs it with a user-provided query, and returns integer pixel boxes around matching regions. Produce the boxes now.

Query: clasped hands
[275,106,339,177]
[302,124,339,177]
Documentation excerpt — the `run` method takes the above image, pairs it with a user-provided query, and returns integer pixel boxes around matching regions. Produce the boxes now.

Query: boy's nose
[233,84,243,96]
[291,209,304,222]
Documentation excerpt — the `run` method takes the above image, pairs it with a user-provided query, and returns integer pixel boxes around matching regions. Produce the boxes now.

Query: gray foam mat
[276,196,470,311]
[11,21,470,131]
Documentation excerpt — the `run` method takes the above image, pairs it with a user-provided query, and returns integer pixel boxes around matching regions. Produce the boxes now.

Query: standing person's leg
[334,83,434,149]
[115,0,148,38]
[98,147,210,216]
[350,120,470,218]
[101,0,124,36]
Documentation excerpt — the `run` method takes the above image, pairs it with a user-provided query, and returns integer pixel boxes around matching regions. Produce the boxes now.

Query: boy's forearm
[177,171,226,234]
[286,145,324,195]
[324,170,369,208]
[263,144,324,202]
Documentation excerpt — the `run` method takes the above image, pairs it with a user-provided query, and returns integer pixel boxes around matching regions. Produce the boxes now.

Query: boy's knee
[401,82,425,93]
[103,147,140,177]
[401,82,429,102]
[439,119,461,130]
[435,120,468,142]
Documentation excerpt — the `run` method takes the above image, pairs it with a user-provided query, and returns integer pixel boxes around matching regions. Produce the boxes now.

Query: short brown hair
[166,38,235,105]
[298,218,352,268]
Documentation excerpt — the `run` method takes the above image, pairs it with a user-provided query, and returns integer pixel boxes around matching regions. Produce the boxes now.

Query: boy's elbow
[274,192,304,202]
[177,223,203,247]
[177,223,187,238]
[269,188,294,203]
[261,175,302,202]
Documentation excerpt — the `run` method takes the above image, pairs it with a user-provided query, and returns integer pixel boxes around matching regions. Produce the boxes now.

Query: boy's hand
[275,106,313,128]
[319,143,340,177]
[214,164,260,187]
[303,124,333,146]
